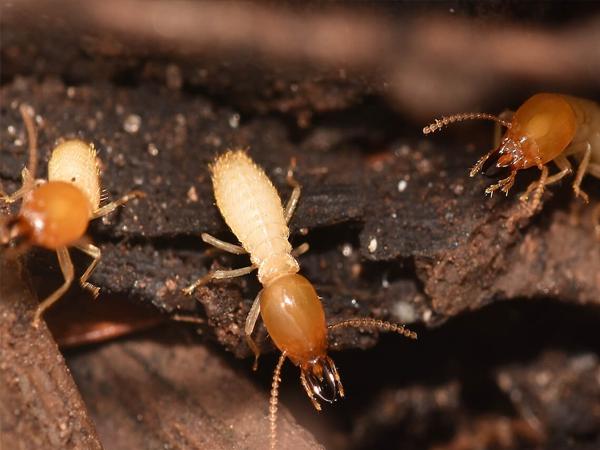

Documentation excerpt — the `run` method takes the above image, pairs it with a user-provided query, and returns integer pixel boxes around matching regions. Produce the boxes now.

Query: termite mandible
[423,93,600,231]
[0,105,144,327]
[184,150,417,449]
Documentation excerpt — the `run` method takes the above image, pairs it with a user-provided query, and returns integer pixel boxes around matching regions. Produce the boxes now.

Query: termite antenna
[19,104,38,194]
[269,351,287,450]
[328,318,418,340]
[423,112,511,135]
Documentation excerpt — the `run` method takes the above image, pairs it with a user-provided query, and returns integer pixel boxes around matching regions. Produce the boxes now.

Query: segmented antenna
[19,104,38,193]
[423,112,511,135]
[328,318,418,340]
[270,352,287,450]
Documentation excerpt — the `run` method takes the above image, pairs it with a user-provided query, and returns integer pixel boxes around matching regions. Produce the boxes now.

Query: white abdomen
[47,140,101,214]
[211,151,299,285]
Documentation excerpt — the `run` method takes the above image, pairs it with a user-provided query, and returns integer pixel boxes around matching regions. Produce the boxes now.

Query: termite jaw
[0,217,33,256]
[481,148,514,179]
[302,355,343,404]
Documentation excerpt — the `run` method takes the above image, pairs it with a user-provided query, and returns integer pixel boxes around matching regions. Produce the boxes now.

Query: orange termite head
[424,94,577,194]
[260,273,344,407]
[8,181,91,250]
[261,273,418,449]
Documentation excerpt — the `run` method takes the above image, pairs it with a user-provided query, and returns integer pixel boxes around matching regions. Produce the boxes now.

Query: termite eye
[481,149,513,179]
[304,359,338,403]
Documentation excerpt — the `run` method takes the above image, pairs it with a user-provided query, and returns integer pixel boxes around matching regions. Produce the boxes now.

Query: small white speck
[393,301,416,324]
[398,179,408,192]
[350,299,359,309]
[123,114,142,134]
[391,212,397,219]
[368,238,377,253]
[342,243,353,257]
[148,143,159,156]
[229,113,240,128]
[422,308,432,322]
[7,125,15,135]
[136,414,143,422]
[187,186,198,202]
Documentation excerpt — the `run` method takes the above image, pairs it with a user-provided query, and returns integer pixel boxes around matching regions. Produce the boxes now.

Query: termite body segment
[184,150,417,449]
[424,94,600,220]
[0,106,143,327]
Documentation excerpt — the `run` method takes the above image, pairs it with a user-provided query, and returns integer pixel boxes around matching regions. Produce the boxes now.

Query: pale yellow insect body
[0,106,143,327]
[212,151,300,285]
[48,140,102,214]
[187,150,418,449]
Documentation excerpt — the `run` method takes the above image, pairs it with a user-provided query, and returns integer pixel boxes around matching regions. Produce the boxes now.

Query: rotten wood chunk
[66,328,322,450]
[0,255,103,450]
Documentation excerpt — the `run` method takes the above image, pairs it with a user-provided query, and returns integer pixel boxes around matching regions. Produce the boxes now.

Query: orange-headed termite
[184,150,417,449]
[0,105,144,327]
[424,94,600,228]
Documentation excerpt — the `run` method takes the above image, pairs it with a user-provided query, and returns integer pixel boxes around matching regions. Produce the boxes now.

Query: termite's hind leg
[91,190,145,219]
[245,291,262,370]
[519,166,549,214]
[291,242,309,258]
[74,240,102,298]
[201,233,246,254]
[284,156,301,224]
[33,246,74,328]
[183,265,256,295]
[562,142,592,202]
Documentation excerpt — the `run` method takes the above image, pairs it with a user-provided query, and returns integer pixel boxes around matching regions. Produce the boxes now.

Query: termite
[184,150,417,449]
[423,94,600,231]
[0,104,144,327]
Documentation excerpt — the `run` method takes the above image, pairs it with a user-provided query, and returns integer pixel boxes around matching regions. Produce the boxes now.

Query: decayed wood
[66,328,323,450]
[0,255,103,450]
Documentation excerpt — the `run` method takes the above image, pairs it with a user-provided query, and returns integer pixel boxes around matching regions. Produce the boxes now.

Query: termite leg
[519,166,549,213]
[0,169,41,206]
[91,190,145,220]
[183,265,256,295]
[300,370,322,411]
[483,171,516,195]
[563,142,592,202]
[245,290,262,370]
[201,232,247,254]
[520,156,571,205]
[291,242,309,257]
[74,240,102,298]
[269,352,287,450]
[33,246,74,328]
[284,156,301,224]
[470,147,498,177]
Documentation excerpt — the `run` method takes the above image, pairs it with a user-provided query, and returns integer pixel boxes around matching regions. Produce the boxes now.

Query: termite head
[424,94,577,195]
[17,181,91,250]
[260,273,344,407]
